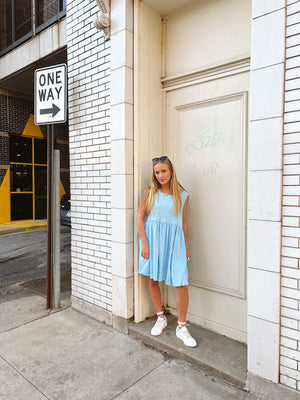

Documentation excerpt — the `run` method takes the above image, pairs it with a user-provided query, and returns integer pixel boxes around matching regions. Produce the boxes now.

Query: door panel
[166,72,249,342]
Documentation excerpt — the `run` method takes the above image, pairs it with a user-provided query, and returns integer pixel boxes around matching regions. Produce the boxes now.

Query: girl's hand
[141,243,149,259]
[186,248,192,260]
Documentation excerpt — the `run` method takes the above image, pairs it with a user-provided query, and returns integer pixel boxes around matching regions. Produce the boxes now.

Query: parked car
[60,192,71,226]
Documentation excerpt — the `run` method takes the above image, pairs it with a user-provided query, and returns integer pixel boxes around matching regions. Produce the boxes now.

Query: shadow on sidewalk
[0,268,71,333]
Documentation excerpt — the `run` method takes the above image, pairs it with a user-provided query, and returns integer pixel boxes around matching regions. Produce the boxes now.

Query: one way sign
[34,64,67,125]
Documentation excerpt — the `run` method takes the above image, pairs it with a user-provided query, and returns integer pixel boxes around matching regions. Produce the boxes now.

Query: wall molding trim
[162,56,251,91]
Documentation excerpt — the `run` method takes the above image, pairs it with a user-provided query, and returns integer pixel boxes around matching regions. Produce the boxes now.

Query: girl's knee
[177,285,189,292]
[148,278,159,288]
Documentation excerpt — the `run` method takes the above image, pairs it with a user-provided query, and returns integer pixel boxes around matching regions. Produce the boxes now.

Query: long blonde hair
[145,157,183,216]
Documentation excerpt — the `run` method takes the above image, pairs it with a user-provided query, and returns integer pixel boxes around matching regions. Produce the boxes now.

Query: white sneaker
[151,316,167,336]
[176,326,197,347]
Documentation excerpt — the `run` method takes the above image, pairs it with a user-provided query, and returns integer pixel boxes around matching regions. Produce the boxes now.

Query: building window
[15,0,32,42]
[0,0,66,56]
[35,0,66,34]
[0,1,12,51]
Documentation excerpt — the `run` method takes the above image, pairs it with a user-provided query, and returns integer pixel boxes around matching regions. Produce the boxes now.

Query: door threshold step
[128,315,247,391]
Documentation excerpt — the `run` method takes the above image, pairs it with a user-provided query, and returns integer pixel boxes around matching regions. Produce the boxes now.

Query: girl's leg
[148,278,167,336]
[148,278,163,313]
[175,285,197,347]
[176,285,189,322]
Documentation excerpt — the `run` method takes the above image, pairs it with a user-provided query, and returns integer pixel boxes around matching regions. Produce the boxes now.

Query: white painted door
[165,71,249,342]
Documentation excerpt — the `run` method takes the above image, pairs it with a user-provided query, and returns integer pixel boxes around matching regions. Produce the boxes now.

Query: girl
[137,156,197,347]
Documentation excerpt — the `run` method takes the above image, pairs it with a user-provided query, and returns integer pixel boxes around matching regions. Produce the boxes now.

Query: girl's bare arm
[182,196,192,259]
[137,188,150,258]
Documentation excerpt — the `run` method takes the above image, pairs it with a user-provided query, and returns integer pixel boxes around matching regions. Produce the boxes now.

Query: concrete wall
[248,0,300,393]
[110,0,134,321]
[248,0,285,384]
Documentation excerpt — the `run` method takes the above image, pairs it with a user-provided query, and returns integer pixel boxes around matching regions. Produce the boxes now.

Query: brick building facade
[1,0,300,398]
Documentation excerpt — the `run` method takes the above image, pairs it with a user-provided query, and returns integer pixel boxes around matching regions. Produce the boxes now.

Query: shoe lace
[180,326,191,339]
[155,317,166,328]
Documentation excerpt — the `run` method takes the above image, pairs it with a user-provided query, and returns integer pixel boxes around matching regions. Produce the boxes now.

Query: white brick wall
[67,0,112,311]
[281,1,300,391]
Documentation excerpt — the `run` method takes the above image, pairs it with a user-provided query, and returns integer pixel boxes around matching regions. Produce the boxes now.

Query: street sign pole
[46,124,54,309]
[35,63,67,310]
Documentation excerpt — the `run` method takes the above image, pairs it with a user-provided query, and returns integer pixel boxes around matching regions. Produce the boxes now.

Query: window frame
[34,0,66,35]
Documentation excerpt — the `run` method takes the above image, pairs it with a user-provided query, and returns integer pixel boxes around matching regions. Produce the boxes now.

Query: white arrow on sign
[34,64,67,125]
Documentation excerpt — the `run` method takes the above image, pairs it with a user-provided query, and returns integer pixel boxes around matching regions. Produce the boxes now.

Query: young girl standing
[137,156,197,347]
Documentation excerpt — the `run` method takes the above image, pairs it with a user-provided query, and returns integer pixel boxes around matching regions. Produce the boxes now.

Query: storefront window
[34,138,47,164]
[11,193,33,220]
[10,164,33,192]
[9,135,47,221]
[34,165,47,219]
[10,136,32,163]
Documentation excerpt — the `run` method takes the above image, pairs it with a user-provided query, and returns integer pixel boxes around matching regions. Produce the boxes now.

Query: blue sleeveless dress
[139,190,189,287]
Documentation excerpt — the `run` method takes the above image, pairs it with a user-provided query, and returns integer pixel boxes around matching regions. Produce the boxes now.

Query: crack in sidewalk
[110,360,166,400]
[0,353,51,399]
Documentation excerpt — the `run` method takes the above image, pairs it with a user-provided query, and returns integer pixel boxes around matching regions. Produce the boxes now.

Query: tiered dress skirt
[139,190,189,287]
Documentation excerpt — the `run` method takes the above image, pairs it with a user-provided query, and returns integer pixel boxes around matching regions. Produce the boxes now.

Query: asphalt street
[0,228,71,287]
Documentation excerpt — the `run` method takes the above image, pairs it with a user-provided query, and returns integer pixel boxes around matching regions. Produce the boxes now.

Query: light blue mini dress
[139,190,189,287]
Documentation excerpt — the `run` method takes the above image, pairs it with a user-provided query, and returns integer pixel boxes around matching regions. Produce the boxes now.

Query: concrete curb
[128,316,248,392]
[0,226,47,235]
[0,225,70,235]
[0,227,26,235]
[24,224,47,231]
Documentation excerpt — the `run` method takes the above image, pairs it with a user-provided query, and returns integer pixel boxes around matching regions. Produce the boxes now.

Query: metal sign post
[46,125,54,309]
[34,64,67,310]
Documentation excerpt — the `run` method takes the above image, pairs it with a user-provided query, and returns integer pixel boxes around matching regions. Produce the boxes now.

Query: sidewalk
[0,292,257,400]
[0,220,47,235]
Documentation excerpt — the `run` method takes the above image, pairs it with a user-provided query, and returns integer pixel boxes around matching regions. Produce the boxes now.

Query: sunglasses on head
[152,156,168,163]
